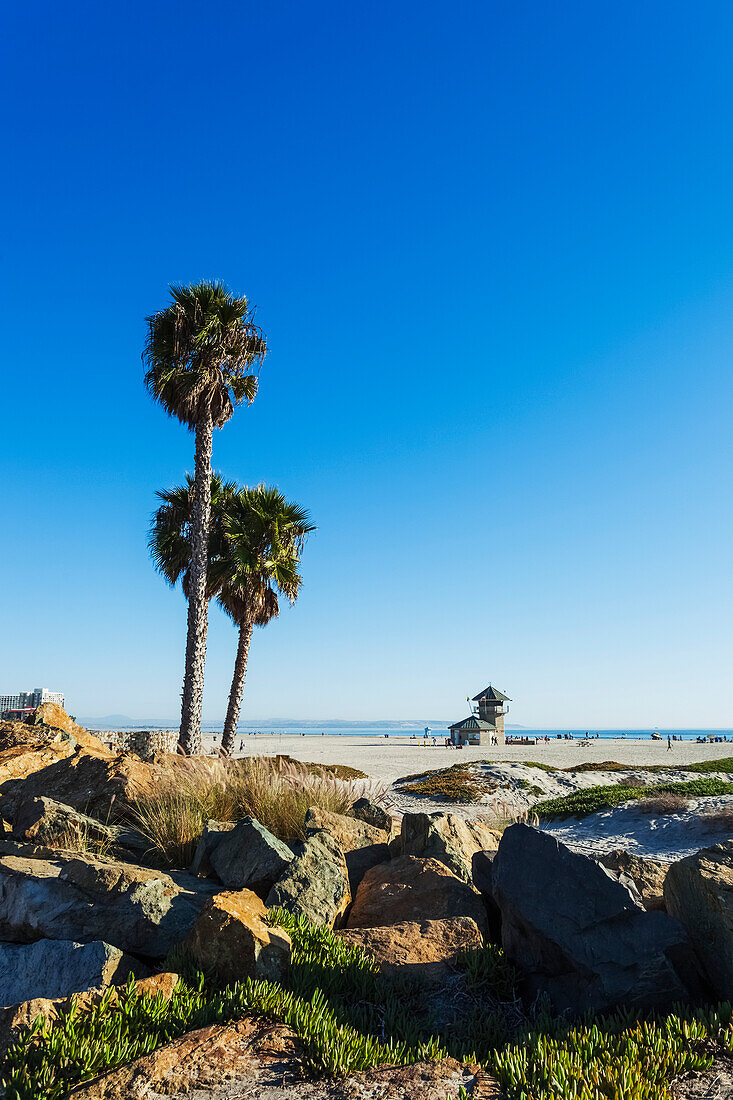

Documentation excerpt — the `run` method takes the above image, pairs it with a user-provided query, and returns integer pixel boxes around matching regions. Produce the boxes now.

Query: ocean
[87,722,733,742]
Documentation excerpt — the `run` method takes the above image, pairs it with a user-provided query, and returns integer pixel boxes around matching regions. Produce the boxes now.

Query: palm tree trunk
[179,410,214,755]
[221,616,254,755]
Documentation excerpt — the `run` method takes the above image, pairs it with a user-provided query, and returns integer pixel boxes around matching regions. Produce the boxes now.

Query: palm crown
[143,282,267,429]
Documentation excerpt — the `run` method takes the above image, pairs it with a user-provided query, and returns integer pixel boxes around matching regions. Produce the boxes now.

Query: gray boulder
[351,798,394,834]
[304,806,389,894]
[398,813,502,883]
[0,939,137,1008]
[11,795,147,855]
[189,820,235,877]
[208,818,294,897]
[492,825,693,1013]
[0,852,215,958]
[266,831,350,928]
[664,840,733,1000]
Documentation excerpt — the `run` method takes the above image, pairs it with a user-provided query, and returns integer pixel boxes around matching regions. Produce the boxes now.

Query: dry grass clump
[621,775,648,789]
[636,793,690,815]
[130,756,374,867]
[45,824,111,857]
[699,803,733,831]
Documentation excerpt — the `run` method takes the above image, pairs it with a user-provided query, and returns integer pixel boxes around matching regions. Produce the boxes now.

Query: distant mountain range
[79,714,527,731]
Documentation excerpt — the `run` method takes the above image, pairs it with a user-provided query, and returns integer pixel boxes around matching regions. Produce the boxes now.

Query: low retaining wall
[92,729,179,760]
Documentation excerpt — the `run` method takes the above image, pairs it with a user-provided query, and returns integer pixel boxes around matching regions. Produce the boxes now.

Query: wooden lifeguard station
[449,684,511,746]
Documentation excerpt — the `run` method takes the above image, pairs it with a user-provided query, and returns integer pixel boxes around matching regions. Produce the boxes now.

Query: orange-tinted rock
[337,917,483,986]
[347,855,487,933]
[181,889,291,984]
[32,704,108,753]
[0,746,171,823]
[66,1016,486,1098]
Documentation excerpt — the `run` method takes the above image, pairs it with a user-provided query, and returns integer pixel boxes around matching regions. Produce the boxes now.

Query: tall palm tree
[212,486,315,755]
[143,282,267,754]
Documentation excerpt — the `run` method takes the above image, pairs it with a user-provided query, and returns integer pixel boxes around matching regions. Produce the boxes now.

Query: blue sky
[2,2,732,727]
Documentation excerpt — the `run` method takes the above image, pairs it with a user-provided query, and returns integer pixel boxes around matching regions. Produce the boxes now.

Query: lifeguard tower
[449,684,511,746]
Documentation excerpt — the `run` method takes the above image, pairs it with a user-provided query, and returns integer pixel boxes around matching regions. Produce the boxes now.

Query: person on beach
[667,735,672,751]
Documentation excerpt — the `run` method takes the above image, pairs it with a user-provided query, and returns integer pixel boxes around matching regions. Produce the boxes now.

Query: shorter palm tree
[214,487,315,755]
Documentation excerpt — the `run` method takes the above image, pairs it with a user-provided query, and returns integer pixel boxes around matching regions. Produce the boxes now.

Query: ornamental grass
[130,755,373,866]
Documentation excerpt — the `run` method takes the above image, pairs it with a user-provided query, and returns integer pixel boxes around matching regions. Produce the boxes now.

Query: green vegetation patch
[5,915,730,1100]
[534,777,733,820]
[4,909,733,1100]
[395,763,493,803]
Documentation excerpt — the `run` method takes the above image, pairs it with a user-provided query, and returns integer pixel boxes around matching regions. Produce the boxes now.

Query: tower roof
[472,685,511,703]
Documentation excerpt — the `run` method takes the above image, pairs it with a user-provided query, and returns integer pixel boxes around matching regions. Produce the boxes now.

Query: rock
[0,741,74,787]
[337,917,483,986]
[266,831,350,928]
[0,973,179,1060]
[31,703,108,753]
[664,840,733,999]
[13,796,114,848]
[471,850,502,941]
[351,797,394,834]
[0,939,136,1007]
[189,820,235,877]
[0,745,170,823]
[0,852,214,957]
[66,1017,485,1099]
[492,824,693,1013]
[347,855,488,934]
[181,889,291,984]
[208,818,294,896]
[305,806,390,893]
[598,849,669,911]
[398,813,502,883]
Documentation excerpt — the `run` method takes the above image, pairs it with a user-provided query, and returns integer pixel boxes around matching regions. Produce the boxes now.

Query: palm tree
[143,283,267,754]
[148,473,234,598]
[213,486,315,755]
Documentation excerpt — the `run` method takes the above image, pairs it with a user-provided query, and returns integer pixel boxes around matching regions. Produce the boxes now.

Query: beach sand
[213,732,732,787]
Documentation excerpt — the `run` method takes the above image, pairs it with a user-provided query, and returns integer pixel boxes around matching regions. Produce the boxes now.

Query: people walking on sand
[667,735,672,751]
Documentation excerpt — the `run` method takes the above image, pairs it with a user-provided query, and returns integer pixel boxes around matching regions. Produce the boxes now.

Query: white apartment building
[0,688,65,715]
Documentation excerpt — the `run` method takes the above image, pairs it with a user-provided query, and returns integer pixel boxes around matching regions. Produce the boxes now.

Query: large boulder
[350,797,395,834]
[347,855,488,934]
[0,852,214,957]
[0,939,137,1008]
[664,840,733,999]
[304,806,390,893]
[31,704,108,753]
[10,795,147,855]
[266,831,350,928]
[181,889,291,984]
[189,820,235,877]
[492,825,693,1013]
[208,818,294,897]
[598,849,669,912]
[398,813,502,883]
[0,741,74,788]
[0,745,169,823]
[66,1017,482,1099]
[337,917,483,987]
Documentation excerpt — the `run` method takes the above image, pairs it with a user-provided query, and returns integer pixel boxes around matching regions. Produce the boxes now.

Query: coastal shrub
[533,777,733,820]
[700,804,733,831]
[396,763,492,803]
[131,756,371,865]
[636,792,690,815]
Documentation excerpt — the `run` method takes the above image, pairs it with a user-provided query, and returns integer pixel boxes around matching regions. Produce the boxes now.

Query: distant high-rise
[0,687,65,717]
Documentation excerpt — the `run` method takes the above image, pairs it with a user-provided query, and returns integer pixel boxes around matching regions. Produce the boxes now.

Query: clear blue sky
[2,2,732,727]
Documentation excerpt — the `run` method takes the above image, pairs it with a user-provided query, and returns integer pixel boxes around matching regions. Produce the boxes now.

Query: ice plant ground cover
[2,910,731,1100]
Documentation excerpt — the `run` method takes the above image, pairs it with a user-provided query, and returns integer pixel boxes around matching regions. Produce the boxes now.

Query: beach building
[449,685,511,746]
[0,687,64,719]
